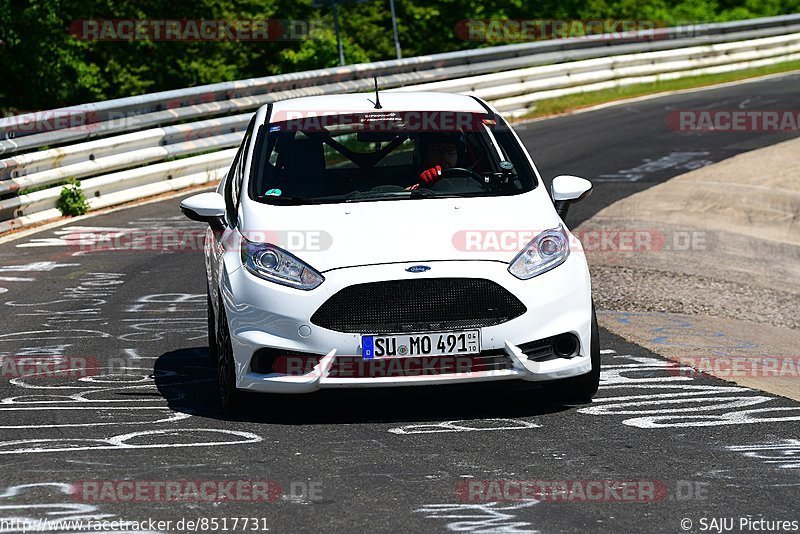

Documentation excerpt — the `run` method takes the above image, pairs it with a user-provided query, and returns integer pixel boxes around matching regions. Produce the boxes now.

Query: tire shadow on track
[153,347,573,425]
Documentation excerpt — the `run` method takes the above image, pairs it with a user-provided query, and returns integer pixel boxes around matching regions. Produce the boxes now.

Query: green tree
[1,0,797,111]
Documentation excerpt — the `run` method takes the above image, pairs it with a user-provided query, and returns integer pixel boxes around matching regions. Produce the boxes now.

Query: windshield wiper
[408,189,438,198]
[340,189,465,202]
[339,190,437,202]
[260,189,465,205]
[258,195,318,205]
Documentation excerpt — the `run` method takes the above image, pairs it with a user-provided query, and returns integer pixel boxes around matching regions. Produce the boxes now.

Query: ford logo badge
[406,265,431,273]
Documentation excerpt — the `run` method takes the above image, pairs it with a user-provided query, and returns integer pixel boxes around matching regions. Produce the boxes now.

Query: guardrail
[394,32,800,114]
[1,13,799,234]
[4,16,800,157]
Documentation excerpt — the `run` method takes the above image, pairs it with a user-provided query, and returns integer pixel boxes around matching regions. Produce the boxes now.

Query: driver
[406,136,460,190]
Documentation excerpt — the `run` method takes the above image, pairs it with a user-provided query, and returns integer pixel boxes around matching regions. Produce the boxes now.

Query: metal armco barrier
[1,13,799,235]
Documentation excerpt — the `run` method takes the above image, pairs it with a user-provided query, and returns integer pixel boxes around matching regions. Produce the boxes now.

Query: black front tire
[216,303,243,412]
[206,288,218,366]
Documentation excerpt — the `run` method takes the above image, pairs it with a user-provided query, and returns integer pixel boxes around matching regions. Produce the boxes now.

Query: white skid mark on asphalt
[120,348,163,360]
[0,329,112,343]
[125,293,206,313]
[580,396,774,416]
[415,502,540,533]
[0,261,80,271]
[16,227,130,248]
[0,482,73,498]
[389,419,540,435]
[622,406,800,428]
[1,278,114,320]
[1,396,164,404]
[120,294,207,342]
[595,151,712,181]
[593,386,752,402]
[0,407,191,429]
[582,353,800,428]
[8,366,189,390]
[726,440,800,469]
[0,428,263,455]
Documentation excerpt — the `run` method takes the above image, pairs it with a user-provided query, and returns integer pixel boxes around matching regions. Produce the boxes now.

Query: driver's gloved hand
[419,165,442,186]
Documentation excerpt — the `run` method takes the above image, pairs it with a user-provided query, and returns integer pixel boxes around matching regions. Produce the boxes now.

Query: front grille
[310,278,527,334]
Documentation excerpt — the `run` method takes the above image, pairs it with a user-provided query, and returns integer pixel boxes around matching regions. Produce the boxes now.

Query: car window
[249,111,536,205]
[224,148,242,226]
[225,117,255,226]
[322,132,416,169]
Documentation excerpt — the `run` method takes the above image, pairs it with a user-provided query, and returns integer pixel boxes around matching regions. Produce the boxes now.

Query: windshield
[248,111,537,205]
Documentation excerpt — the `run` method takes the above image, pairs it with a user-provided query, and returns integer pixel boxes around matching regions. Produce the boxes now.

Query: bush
[56,177,90,216]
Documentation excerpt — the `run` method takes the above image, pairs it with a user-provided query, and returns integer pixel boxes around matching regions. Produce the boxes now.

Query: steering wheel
[424,167,488,193]
[439,167,485,186]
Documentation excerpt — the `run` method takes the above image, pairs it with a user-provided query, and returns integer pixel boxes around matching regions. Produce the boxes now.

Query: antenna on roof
[373,76,382,109]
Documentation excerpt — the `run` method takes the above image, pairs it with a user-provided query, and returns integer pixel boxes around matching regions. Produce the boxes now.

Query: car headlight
[508,226,570,279]
[241,239,324,290]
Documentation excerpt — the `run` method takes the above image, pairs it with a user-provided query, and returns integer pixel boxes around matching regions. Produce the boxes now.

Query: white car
[181,91,598,410]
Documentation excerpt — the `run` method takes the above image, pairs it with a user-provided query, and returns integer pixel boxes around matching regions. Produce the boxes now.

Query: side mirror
[551,175,593,221]
[180,192,226,231]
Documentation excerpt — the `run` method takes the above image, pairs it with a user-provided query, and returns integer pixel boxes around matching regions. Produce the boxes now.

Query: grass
[516,59,800,121]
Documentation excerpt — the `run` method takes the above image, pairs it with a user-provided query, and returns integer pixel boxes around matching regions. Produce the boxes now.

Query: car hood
[240,191,562,272]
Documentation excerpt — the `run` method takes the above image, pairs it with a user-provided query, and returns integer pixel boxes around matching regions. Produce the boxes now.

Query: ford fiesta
[180,91,598,410]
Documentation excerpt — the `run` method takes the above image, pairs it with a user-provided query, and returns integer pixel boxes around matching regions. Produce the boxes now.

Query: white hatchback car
[181,91,598,410]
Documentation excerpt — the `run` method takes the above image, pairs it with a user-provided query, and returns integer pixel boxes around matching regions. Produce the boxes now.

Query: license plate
[361,330,480,359]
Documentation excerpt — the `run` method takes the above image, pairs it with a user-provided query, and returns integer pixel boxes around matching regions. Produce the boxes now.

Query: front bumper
[223,255,592,394]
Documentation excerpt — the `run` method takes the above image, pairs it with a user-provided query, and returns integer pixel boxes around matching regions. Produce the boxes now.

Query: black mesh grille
[518,337,557,361]
[311,278,527,334]
[468,350,514,372]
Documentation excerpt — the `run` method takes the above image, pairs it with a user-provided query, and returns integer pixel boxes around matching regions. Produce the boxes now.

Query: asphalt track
[0,72,798,533]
